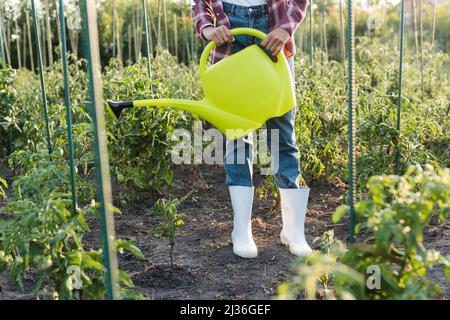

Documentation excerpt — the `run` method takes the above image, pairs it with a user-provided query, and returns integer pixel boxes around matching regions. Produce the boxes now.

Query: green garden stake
[339,0,346,76]
[319,0,324,75]
[142,0,152,80]
[112,0,116,59]
[189,0,196,65]
[58,0,78,213]
[347,0,356,243]
[81,0,120,300]
[1,8,12,151]
[31,0,52,155]
[418,0,424,103]
[0,14,5,66]
[395,0,405,175]
[1,8,10,66]
[309,0,313,64]
[431,0,436,45]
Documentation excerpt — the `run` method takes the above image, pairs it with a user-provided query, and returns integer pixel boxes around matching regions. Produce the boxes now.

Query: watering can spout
[133,98,207,115]
[107,100,133,118]
[107,98,261,140]
[107,98,209,119]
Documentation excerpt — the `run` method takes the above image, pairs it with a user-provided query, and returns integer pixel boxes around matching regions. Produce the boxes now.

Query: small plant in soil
[151,192,192,269]
[311,230,347,298]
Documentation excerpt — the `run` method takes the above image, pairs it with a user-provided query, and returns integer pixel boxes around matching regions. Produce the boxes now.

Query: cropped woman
[192,0,310,258]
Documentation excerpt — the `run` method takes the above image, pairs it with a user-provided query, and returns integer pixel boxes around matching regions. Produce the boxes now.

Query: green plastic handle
[199,27,281,75]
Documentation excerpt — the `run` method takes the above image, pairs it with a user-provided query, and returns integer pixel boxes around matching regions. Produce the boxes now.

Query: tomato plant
[279,165,450,300]
[150,191,192,269]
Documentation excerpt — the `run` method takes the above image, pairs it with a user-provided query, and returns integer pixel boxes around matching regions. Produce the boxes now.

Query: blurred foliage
[278,165,450,300]
[0,147,145,299]
[1,1,449,68]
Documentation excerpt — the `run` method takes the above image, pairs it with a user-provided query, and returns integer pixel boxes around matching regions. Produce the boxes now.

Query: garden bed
[2,164,448,300]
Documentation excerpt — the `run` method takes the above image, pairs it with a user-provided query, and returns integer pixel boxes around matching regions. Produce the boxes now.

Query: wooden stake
[148,0,154,57]
[0,9,10,64]
[116,15,123,67]
[23,22,27,68]
[157,0,162,49]
[182,12,190,63]
[6,20,11,64]
[173,13,178,57]
[412,0,419,54]
[189,1,195,63]
[40,17,47,66]
[15,19,21,68]
[132,6,137,60]
[112,0,116,58]
[163,0,169,50]
[339,0,345,68]
[45,0,53,65]
[56,0,62,60]
[148,0,158,40]
[431,0,436,45]
[127,25,131,64]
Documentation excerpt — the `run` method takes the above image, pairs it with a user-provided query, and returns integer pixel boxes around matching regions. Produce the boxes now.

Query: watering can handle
[199,27,282,75]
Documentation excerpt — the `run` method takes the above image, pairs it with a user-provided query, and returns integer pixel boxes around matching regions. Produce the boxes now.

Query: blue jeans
[223,2,300,189]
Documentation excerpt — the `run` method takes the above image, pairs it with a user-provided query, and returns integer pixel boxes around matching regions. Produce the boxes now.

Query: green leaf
[115,239,145,260]
[118,270,134,288]
[332,205,347,224]
[81,253,105,271]
[445,266,450,280]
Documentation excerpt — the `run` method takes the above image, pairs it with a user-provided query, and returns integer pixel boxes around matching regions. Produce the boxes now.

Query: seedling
[151,191,192,269]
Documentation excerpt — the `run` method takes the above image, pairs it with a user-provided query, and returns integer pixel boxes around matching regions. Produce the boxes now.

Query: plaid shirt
[192,0,308,63]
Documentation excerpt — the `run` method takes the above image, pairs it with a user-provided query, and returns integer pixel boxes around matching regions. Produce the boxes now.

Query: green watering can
[107,28,295,140]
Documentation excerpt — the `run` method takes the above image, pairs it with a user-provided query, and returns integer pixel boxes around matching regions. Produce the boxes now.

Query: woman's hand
[261,28,290,56]
[202,26,234,45]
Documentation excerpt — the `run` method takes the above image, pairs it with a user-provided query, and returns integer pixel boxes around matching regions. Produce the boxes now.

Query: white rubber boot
[229,186,258,258]
[279,188,312,256]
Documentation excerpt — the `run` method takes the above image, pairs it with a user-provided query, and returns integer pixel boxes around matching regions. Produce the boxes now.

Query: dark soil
[0,163,449,300]
[109,164,450,300]
[106,164,345,299]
